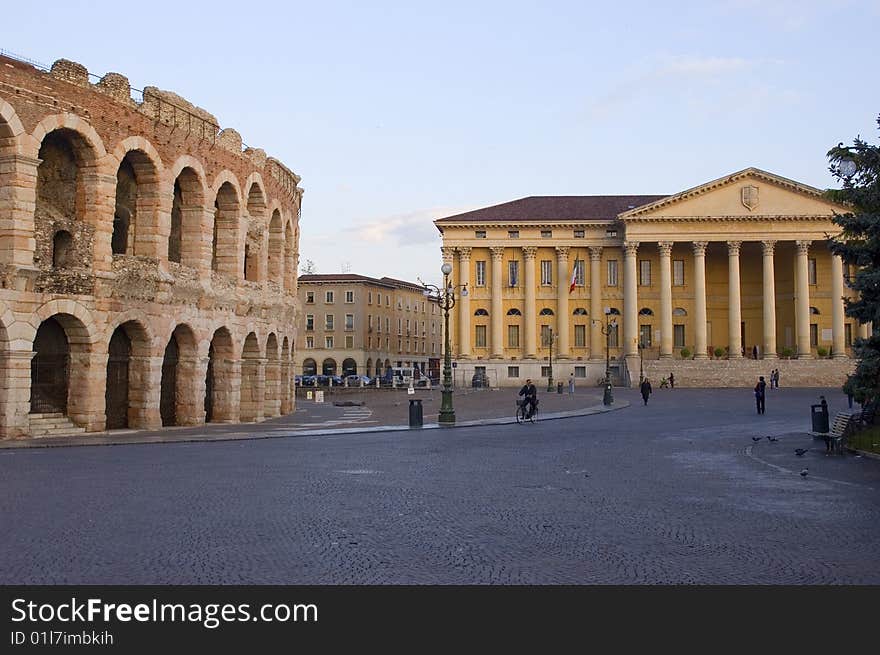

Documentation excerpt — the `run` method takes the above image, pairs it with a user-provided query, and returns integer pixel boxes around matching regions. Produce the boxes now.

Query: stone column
[176,356,207,425]
[795,240,813,358]
[240,358,267,422]
[68,350,109,432]
[264,359,282,417]
[623,241,639,358]
[129,355,163,429]
[0,154,40,269]
[81,171,118,274]
[0,350,35,438]
[761,241,778,359]
[280,359,292,414]
[589,247,603,359]
[658,241,673,358]
[693,242,709,359]
[555,246,570,359]
[523,246,538,358]
[490,246,505,358]
[831,253,847,359]
[727,241,743,359]
[457,247,472,359]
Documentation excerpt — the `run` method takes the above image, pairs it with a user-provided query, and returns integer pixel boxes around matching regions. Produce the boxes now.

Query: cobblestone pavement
[1,387,878,584]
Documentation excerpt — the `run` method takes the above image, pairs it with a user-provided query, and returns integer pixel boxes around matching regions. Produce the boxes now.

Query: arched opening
[639,307,654,316]
[506,308,522,316]
[168,180,183,263]
[159,324,199,427]
[30,318,70,414]
[302,358,317,376]
[673,308,687,317]
[114,150,160,256]
[160,333,179,426]
[205,327,235,423]
[244,183,266,283]
[240,332,264,422]
[104,326,132,429]
[244,242,261,282]
[170,168,205,267]
[342,358,357,376]
[474,309,489,316]
[34,129,97,269]
[539,308,554,316]
[322,358,337,376]
[366,358,373,377]
[264,333,280,418]
[284,220,295,292]
[810,306,821,315]
[212,182,240,276]
[52,230,74,268]
[573,308,588,316]
[268,210,283,284]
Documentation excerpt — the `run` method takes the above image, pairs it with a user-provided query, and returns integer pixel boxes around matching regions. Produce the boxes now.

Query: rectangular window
[325,314,334,330]
[306,291,314,303]
[608,324,619,348]
[541,260,552,286]
[398,339,402,352]
[607,260,618,286]
[574,259,585,287]
[385,318,390,332]
[475,230,486,239]
[639,260,651,286]
[325,291,334,303]
[508,230,519,239]
[574,366,586,378]
[574,230,585,239]
[421,321,426,336]
[305,314,314,331]
[345,290,354,303]
[541,366,551,377]
[398,318,402,335]
[574,324,586,347]
[508,366,520,378]
[810,323,818,347]
[673,260,685,286]
[368,291,372,304]
[508,324,520,348]
[325,336,333,349]
[476,260,486,286]
[808,258,817,285]
[345,314,354,330]
[508,261,519,287]
[639,324,652,348]
[386,296,390,307]
[306,336,314,349]
[368,314,373,330]
[541,230,552,239]
[845,323,852,347]
[475,325,487,348]
[674,324,685,349]
[540,324,552,346]
[345,336,354,349]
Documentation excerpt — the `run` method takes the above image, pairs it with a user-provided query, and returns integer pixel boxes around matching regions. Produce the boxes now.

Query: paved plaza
[1,387,878,584]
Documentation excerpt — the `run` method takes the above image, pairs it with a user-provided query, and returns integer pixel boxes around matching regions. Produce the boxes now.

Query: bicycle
[516,398,538,424]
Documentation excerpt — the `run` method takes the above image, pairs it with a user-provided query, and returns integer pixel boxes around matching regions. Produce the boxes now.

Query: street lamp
[593,308,617,405]
[546,327,556,392]
[420,263,468,426]
[638,341,645,383]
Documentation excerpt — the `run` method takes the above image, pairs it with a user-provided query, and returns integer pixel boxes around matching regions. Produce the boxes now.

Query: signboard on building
[315,391,325,403]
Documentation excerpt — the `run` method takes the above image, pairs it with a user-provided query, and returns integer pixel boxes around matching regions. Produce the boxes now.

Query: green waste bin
[409,399,423,428]
[811,404,829,433]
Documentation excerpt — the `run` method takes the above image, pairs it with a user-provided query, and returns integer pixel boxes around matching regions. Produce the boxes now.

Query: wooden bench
[827,412,855,454]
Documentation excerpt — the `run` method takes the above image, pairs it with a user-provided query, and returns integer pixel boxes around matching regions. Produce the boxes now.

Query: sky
[3,0,879,285]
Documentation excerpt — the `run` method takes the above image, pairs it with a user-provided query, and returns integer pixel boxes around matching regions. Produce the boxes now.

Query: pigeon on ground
[795,448,808,456]
[800,467,809,478]
[767,436,779,443]
[752,437,762,442]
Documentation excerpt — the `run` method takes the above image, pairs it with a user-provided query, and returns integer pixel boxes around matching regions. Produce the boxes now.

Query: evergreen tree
[826,115,880,405]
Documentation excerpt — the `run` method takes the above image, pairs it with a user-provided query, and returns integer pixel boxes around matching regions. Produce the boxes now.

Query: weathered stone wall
[641,358,855,388]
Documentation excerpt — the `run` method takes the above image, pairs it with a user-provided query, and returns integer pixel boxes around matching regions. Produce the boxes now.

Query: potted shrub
[817,346,828,358]
[680,347,691,359]
[713,347,725,359]
[780,347,794,359]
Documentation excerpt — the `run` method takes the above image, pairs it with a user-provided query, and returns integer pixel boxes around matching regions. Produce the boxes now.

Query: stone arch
[639,307,654,316]
[506,308,522,316]
[29,299,98,345]
[810,306,821,315]
[539,308,554,316]
[573,308,588,316]
[302,358,317,375]
[342,358,357,377]
[169,166,206,267]
[264,332,281,417]
[244,182,267,283]
[211,174,242,277]
[322,358,337,376]
[365,357,373,378]
[673,307,687,316]
[268,209,283,285]
[112,143,163,257]
[103,318,152,430]
[206,327,237,423]
[240,332,264,422]
[474,308,489,316]
[27,113,107,162]
[0,96,25,142]
[160,323,201,427]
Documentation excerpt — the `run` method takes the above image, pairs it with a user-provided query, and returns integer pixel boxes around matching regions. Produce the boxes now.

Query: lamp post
[593,308,616,406]
[420,264,468,426]
[638,341,645,383]
[546,327,555,392]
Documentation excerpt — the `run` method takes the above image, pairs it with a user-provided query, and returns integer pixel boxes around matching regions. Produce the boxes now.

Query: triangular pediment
[620,168,850,221]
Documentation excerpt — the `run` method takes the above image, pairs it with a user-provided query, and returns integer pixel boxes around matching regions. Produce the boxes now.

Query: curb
[0,401,631,451]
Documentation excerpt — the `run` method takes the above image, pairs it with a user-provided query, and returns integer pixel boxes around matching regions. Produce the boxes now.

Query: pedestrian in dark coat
[668,372,675,389]
[755,376,767,415]
[640,378,652,406]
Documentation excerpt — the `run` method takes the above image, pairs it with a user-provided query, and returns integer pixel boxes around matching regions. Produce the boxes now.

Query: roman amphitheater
[0,53,302,439]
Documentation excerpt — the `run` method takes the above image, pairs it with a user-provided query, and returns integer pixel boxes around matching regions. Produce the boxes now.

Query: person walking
[640,378,653,406]
[774,369,780,389]
[668,372,675,389]
[752,345,759,360]
[754,376,767,415]
[518,378,538,419]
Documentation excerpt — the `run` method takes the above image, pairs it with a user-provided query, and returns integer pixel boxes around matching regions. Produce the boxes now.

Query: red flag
[569,259,578,293]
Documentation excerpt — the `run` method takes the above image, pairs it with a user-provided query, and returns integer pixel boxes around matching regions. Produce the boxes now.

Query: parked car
[315,374,344,386]
[299,375,317,387]
[345,374,373,386]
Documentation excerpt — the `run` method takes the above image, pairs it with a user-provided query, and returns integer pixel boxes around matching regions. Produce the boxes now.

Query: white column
[658,241,673,358]
[727,241,743,359]
[457,247,472,358]
[761,240,778,359]
[693,242,709,359]
[589,247,603,359]
[523,246,537,358]
[490,246,505,359]
[794,240,812,358]
[831,253,847,359]
[623,241,639,358]
[555,246,570,359]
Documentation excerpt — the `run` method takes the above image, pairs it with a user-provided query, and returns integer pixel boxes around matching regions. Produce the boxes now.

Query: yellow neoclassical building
[434,168,867,388]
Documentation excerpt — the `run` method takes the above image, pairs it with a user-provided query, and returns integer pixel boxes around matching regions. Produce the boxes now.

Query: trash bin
[408,398,423,428]
[811,404,829,433]
[557,382,563,394]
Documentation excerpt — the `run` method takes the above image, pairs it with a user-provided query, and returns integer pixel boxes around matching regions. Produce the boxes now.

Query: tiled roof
[298,273,422,289]
[434,195,668,224]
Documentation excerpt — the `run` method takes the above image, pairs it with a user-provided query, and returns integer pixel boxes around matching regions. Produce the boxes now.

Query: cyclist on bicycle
[518,378,538,419]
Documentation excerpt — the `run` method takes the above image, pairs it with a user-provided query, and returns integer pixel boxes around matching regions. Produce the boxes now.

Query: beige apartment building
[295,274,442,381]
[435,168,867,388]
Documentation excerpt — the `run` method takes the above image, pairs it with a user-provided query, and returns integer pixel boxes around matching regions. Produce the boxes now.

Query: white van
[392,366,415,386]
